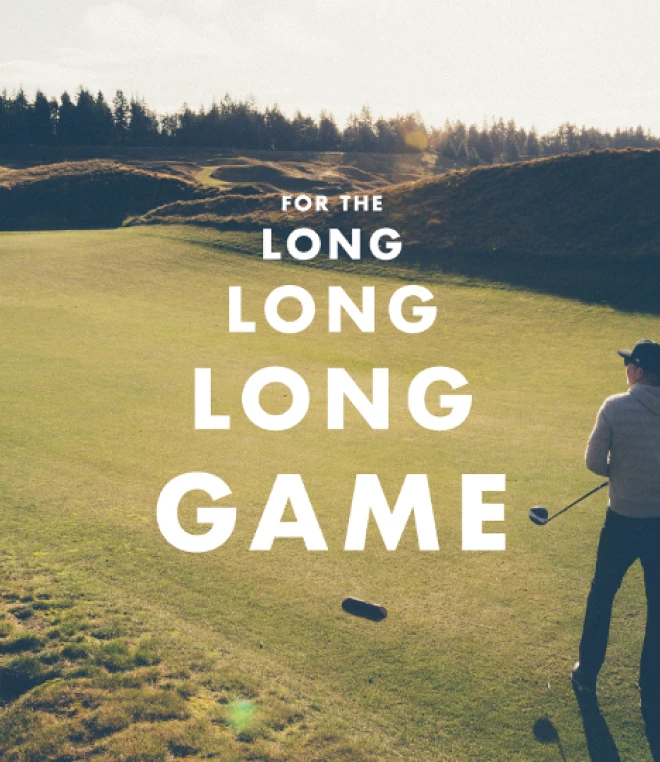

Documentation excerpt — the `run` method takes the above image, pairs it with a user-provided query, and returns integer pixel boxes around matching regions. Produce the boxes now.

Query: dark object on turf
[342,597,387,622]
[529,481,608,526]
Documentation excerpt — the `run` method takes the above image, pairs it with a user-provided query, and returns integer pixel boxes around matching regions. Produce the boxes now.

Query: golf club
[529,481,608,526]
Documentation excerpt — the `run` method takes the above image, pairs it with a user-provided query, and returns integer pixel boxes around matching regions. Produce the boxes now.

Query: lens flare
[227,699,256,733]
[404,129,428,151]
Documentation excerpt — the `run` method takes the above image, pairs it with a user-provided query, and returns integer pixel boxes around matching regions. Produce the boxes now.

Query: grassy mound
[209,162,341,193]
[361,147,660,259]
[124,191,282,228]
[371,148,660,311]
[190,151,437,191]
[0,161,216,230]
[128,147,660,260]
[207,158,390,194]
[128,149,660,311]
[205,154,434,194]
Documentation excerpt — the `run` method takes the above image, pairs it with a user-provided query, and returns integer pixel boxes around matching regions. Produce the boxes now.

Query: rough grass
[1,225,659,760]
[0,556,381,762]
[0,160,216,230]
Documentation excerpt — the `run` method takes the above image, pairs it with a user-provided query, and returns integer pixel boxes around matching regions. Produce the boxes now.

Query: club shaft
[546,481,608,523]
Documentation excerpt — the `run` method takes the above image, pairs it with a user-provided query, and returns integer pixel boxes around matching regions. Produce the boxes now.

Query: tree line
[431,119,660,164]
[2,87,660,162]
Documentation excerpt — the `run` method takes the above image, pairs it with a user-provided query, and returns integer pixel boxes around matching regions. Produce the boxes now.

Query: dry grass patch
[0,556,380,761]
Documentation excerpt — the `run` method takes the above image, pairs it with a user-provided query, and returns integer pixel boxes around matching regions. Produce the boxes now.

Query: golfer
[572,339,660,718]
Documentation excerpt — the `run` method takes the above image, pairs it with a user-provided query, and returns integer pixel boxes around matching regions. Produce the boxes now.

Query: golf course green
[1,225,658,760]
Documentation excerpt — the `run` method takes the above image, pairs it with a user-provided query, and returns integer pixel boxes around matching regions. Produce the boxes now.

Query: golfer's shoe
[571,662,596,695]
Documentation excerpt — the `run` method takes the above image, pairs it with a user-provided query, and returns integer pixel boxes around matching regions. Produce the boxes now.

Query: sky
[2,0,660,134]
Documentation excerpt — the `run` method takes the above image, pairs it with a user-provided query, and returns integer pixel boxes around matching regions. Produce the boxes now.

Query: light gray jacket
[585,383,660,518]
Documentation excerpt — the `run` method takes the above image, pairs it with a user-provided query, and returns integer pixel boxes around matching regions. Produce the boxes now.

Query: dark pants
[579,509,660,698]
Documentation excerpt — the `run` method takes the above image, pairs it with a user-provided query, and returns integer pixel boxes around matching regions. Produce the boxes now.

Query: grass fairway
[1,226,659,761]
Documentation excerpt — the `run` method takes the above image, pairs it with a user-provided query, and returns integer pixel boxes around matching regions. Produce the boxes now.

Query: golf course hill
[0,160,216,230]
[203,151,438,193]
[128,148,660,312]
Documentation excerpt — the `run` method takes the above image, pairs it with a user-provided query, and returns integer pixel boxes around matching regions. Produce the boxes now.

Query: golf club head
[529,506,549,526]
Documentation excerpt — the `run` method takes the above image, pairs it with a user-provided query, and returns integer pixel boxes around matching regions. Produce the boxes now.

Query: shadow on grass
[191,230,660,317]
[573,689,621,762]
[642,704,660,762]
[411,249,660,316]
[533,717,567,762]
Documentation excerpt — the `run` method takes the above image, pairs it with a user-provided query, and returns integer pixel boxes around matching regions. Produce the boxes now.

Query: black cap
[617,339,660,374]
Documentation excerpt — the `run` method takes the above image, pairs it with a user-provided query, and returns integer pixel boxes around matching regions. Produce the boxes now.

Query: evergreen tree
[74,87,97,144]
[467,124,480,153]
[94,91,114,144]
[112,90,129,143]
[467,147,481,166]
[263,106,290,150]
[127,97,159,144]
[525,127,540,158]
[344,107,378,151]
[489,117,506,159]
[8,89,30,144]
[560,122,579,153]
[220,95,264,149]
[395,112,428,152]
[160,113,179,141]
[30,90,55,144]
[374,117,400,152]
[200,102,223,146]
[504,120,520,162]
[291,110,318,150]
[476,127,495,163]
[57,91,76,144]
[318,111,341,150]
[175,104,197,145]
[437,119,458,159]
[453,120,467,152]
[0,91,8,144]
